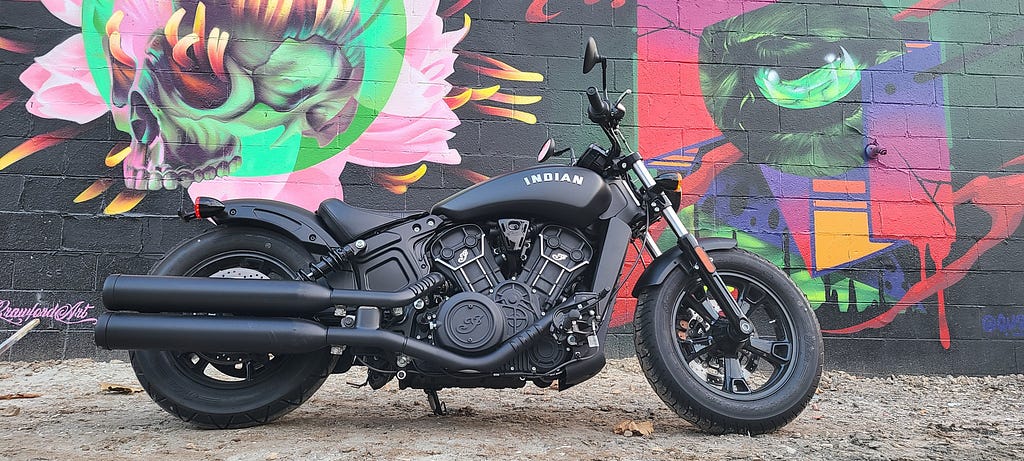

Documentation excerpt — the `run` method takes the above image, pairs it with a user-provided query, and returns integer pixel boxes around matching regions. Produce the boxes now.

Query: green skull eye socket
[754,46,862,110]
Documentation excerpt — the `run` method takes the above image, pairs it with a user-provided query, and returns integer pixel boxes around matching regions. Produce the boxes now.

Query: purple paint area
[638,0,775,33]
[863,42,956,267]
[982,314,1024,338]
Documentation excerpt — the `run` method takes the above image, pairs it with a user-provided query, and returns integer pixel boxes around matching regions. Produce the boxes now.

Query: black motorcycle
[95,38,823,434]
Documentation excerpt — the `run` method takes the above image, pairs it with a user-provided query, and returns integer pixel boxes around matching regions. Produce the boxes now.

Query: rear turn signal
[181,196,227,221]
[193,197,225,219]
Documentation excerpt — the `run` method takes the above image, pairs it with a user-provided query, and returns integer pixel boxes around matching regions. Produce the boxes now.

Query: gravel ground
[1,358,1022,460]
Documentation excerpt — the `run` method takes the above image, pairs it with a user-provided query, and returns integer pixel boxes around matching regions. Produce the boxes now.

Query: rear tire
[129,227,337,429]
[634,248,823,434]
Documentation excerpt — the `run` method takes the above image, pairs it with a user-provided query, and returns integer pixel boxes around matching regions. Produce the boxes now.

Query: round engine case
[491,280,541,337]
[435,292,503,354]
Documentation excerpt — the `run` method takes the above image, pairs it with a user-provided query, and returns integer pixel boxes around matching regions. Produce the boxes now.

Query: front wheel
[129,227,337,429]
[634,248,823,434]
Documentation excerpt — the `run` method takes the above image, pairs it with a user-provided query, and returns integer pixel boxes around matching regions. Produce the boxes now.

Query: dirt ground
[1,358,1022,461]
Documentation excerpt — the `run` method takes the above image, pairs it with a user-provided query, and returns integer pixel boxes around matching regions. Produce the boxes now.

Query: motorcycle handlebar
[586,87,605,117]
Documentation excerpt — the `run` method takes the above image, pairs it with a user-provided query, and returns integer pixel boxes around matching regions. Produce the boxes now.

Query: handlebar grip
[586,87,605,116]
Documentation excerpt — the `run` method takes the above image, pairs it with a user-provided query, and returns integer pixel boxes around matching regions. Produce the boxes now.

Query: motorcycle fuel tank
[432,166,612,227]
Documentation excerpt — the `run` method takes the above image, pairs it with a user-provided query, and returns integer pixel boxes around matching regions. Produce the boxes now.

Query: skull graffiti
[105,0,378,190]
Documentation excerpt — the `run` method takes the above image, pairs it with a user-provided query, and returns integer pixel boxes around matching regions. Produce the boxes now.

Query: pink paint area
[188,0,464,210]
[18,34,108,124]
[40,0,83,27]
[863,43,953,262]
[636,0,774,159]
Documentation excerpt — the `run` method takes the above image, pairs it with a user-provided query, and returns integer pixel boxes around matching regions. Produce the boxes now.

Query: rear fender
[211,199,340,251]
[630,237,737,297]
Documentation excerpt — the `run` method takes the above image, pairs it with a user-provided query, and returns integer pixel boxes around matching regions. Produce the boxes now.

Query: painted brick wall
[2,0,1023,375]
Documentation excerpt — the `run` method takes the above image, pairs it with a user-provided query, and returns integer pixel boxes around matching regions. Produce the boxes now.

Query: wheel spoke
[745,337,792,367]
[737,299,753,316]
[722,357,752,394]
[679,337,714,363]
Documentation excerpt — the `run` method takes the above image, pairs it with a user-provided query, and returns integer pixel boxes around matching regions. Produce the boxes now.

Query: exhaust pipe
[95,309,558,373]
[103,273,445,315]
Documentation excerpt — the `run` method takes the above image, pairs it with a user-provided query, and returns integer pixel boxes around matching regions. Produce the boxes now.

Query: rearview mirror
[583,37,603,74]
[537,138,556,163]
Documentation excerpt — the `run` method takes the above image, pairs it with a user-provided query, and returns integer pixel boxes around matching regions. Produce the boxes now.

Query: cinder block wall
[2,0,1022,374]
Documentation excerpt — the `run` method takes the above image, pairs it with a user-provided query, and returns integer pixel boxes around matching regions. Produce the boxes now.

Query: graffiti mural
[0,0,629,360]
[4,0,1024,370]
[1,0,547,211]
[632,0,1024,352]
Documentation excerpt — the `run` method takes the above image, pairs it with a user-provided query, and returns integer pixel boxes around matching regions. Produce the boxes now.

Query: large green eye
[754,46,862,109]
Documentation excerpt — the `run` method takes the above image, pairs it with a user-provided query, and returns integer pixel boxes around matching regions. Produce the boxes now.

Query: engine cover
[430,224,504,292]
[428,223,592,363]
[434,292,503,353]
[491,280,540,337]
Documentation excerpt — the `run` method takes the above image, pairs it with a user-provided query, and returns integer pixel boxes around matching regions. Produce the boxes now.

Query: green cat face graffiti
[754,46,862,110]
[699,3,901,177]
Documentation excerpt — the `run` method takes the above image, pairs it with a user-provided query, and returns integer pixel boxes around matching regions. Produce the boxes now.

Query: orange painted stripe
[814,199,867,209]
[649,161,692,168]
[812,179,866,194]
[905,42,932,49]
[663,154,695,162]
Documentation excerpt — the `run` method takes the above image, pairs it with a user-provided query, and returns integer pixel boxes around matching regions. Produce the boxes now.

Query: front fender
[211,199,340,251]
[630,237,737,297]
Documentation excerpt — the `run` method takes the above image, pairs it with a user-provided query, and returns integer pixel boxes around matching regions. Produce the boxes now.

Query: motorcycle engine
[424,221,593,371]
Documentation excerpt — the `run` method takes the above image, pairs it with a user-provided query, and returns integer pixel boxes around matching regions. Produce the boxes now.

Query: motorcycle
[94,38,823,434]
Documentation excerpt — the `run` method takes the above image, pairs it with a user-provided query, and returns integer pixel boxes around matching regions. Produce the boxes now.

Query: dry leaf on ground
[100,382,143,394]
[0,393,42,400]
[614,419,655,437]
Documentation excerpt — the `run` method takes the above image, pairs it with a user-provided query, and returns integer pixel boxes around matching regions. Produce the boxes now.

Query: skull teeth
[125,156,241,191]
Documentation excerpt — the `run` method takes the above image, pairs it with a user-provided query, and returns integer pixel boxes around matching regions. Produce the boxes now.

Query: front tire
[634,248,823,434]
[129,227,337,429]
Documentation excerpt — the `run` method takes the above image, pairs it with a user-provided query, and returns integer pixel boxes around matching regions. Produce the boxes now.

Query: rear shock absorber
[301,239,366,281]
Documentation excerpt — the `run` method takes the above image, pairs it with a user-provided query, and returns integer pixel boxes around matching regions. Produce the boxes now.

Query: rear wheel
[634,248,823,434]
[129,227,336,429]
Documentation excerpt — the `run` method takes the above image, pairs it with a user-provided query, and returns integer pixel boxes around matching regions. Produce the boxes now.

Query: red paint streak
[457,168,489,184]
[0,125,85,171]
[1002,154,1024,169]
[677,143,743,209]
[440,0,473,18]
[527,0,625,23]
[0,36,32,54]
[527,0,560,23]
[0,90,16,112]
[893,0,957,21]
[824,172,1024,349]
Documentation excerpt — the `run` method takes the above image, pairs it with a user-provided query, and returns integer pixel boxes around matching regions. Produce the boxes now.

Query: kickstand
[425,389,447,416]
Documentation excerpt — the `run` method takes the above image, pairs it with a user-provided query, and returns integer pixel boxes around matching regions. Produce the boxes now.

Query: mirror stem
[601,61,608,99]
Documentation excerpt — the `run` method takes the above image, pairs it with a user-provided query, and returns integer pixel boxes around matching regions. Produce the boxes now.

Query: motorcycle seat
[317,198,420,243]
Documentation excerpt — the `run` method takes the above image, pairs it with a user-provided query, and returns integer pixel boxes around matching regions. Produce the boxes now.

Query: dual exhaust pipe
[96,273,558,373]
[101,273,446,315]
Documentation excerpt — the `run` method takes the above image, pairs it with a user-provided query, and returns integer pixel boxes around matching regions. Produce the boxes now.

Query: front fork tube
[629,158,754,339]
